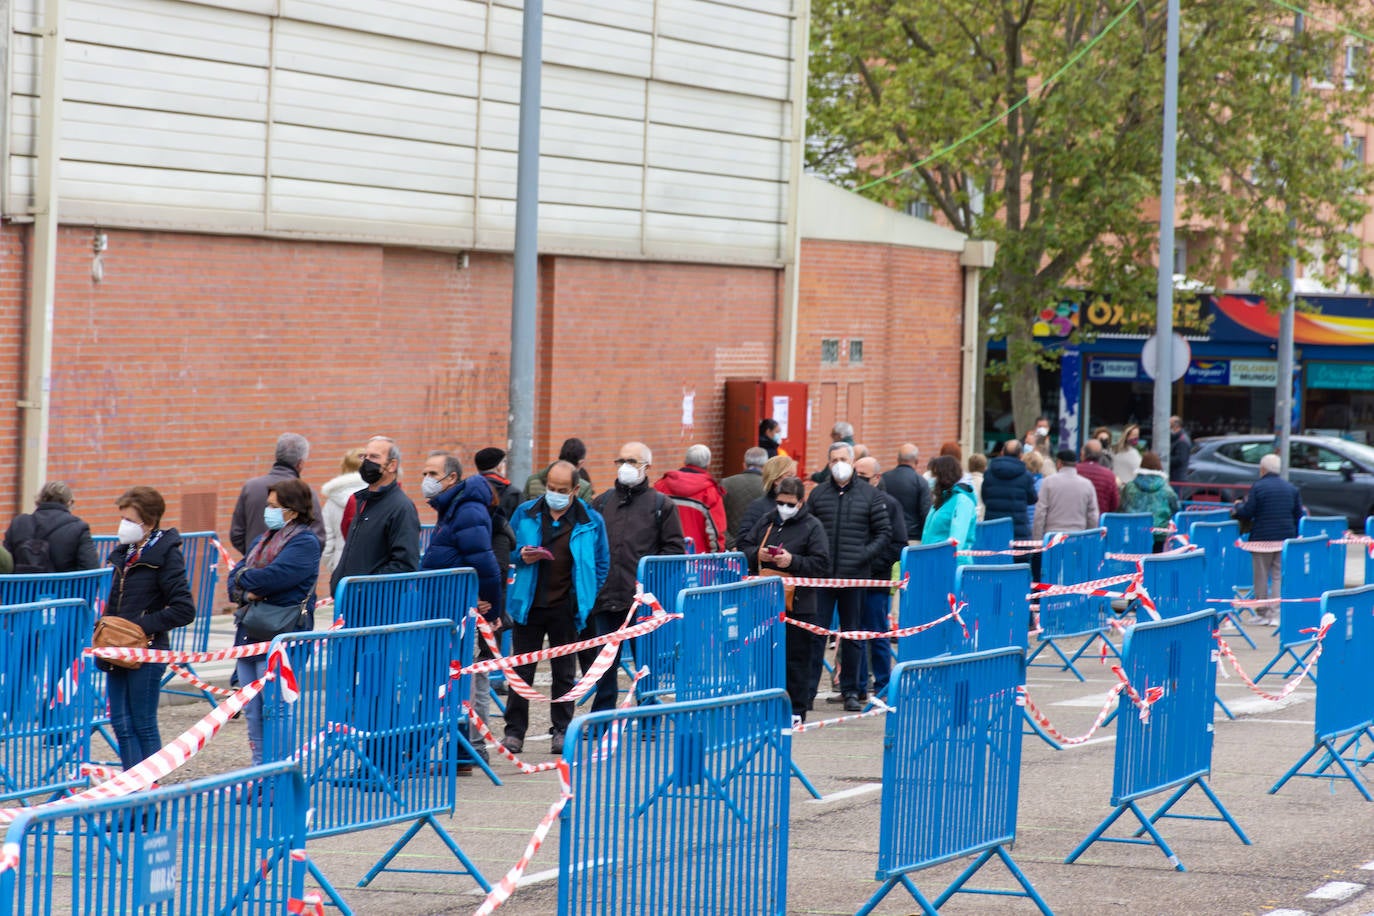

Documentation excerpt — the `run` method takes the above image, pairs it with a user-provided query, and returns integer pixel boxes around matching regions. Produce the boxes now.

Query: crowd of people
[0,411,1300,771]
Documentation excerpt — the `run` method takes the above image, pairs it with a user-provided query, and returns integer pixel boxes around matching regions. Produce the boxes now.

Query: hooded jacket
[980,456,1039,540]
[422,475,504,620]
[1119,468,1181,538]
[3,501,98,572]
[320,471,363,572]
[654,466,728,554]
[922,485,978,566]
[737,501,831,619]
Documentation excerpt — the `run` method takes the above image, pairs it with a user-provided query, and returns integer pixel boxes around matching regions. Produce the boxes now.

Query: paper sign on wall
[771,396,789,439]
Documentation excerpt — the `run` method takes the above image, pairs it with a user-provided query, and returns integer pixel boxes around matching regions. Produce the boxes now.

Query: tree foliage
[808,0,1374,434]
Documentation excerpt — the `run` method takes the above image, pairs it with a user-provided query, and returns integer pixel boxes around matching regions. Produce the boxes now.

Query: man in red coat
[1077,440,1121,514]
[653,444,728,553]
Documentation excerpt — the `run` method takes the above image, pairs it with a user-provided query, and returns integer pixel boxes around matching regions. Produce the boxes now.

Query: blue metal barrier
[93,534,116,565]
[1270,585,1374,800]
[634,552,747,701]
[1101,512,1155,577]
[333,566,477,628]
[677,578,785,702]
[971,517,1012,564]
[1299,515,1350,587]
[0,761,308,916]
[159,531,220,705]
[1255,535,1343,682]
[1139,549,1205,619]
[1027,528,1107,681]
[1171,508,1231,532]
[419,522,435,557]
[558,689,792,915]
[1066,609,1250,871]
[0,598,93,805]
[259,619,489,911]
[858,647,1051,916]
[1188,521,1256,649]
[0,569,115,749]
[955,563,1031,652]
[1367,516,1374,585]
[897,541,958,662]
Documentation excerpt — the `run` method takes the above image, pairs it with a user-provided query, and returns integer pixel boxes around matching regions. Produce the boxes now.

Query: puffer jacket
[1232,472,1303,542]
[980,456,1038,539]
[106,529,197,653]
[1119,469,1180,541]
[921,484,978,566]
[422,475,504,620]
[737,502,831,619]
[654,467,728,554]
[804,477,892,577]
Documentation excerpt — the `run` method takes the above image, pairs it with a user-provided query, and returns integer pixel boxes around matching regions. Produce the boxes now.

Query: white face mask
[117,518,144,545]
[1036,426,1049,437]
[831,461,854,484]
[617,462,645,487]
[421,475,445,500]
[776,504,799,521]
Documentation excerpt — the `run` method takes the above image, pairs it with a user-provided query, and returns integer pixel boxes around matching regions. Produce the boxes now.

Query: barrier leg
[856,873,939,916]
[358,814,492,892]
[930,845,1054,914]
[454,727,502,787]
[1255,644,1317,683]
[159,663,218,707]
[1066,631,1118,667]
[307,858,355,916]
[1022,709,1064,751]
[1217,610,1257,649]
[1066,801,1186,871]
[1135,778,1251,845]
[1027,637,1087,682]
[1271,736,1374,802]
[1213,693,1235,721]
[790,758,822,800]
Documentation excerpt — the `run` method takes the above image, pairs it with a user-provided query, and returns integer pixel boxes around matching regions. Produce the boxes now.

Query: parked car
[1185,434,1374,530]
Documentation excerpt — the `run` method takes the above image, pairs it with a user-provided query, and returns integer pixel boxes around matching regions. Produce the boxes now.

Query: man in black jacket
[854,458,906,697]
[584,441,685,712]
[329,435,420,595]
[881,444,931,541]
[981,439,1038,540]
[805,442,892,711]
[4,480,99,572]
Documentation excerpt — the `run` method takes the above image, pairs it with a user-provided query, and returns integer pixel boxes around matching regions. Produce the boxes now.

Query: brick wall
[0,227,965,541]
[795,238,965,477]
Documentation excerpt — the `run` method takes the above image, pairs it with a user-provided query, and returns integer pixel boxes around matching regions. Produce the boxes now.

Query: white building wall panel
[7,0,801,264]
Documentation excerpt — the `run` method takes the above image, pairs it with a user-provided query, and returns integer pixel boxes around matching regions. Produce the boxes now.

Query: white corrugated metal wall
[6,0,800,265]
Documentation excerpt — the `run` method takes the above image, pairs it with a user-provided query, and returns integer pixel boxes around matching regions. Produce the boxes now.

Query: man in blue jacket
[504,461,609,755]
[1232,452,1303,624]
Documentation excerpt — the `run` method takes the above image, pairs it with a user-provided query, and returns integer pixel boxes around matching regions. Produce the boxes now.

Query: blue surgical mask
[545,491,572,511]
[263,506,286,530]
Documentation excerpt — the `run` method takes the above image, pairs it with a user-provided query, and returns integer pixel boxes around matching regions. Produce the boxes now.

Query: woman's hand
[773,548,793,569]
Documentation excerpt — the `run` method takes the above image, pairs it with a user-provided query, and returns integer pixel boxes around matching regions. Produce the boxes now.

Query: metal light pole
[505,0,543,491]
[1275,11,1302,479]
[1153,0,1181,477]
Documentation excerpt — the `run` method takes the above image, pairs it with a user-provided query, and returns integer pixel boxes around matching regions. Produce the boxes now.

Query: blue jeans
[236,656,269,766]
[856,589,894,694]
[107,663,166,770]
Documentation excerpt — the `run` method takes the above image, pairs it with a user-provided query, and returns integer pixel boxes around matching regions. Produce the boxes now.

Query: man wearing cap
[1032,448,1100,539]
[476,447,523,520]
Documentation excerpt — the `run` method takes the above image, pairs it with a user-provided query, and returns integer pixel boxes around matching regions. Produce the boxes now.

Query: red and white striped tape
[472,759,573,916]
[1213,613,1333,702]
[168,663,236,697]
[784,595,968,642]
[959,532,1070,558]
[1018,664,1163,747]
[88,619,344,668]
[1030,572,1136,598]
[792,697,893,733]
[747,573,910,590]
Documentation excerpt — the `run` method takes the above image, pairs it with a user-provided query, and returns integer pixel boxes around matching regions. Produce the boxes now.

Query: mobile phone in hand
[527,546,555,561]
[767,545,782,556]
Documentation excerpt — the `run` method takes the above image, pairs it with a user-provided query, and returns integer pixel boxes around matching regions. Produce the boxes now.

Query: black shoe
[502,735,524,755]
[825,695,846,705]
[857,691,869,702]
[843,695,862,712]
[550,731,565,755]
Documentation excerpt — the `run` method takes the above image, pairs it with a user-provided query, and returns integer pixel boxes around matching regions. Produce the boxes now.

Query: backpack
[10,513,60,574]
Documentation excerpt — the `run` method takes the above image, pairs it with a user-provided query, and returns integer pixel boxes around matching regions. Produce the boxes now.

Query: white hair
[1259,453,1281,475]
[685,444,712,468]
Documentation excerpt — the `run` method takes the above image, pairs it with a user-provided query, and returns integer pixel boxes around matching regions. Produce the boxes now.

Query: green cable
[1267,0,1374,44]
[854,0,1142,192]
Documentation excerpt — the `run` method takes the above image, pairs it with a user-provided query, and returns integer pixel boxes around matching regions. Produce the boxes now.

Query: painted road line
[1306,881,1366,901]
[806,783,883,805]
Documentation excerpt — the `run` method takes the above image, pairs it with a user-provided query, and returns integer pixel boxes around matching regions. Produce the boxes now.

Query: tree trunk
[1010,349,1042,443]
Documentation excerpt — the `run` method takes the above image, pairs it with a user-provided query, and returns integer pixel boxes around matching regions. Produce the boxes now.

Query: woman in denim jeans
[227,478,320,765]
[103,487,196,770]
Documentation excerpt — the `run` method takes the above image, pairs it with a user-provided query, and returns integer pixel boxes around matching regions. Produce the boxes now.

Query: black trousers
[817,588,865,697]
[504,601,578,739]
[577,611,623,714]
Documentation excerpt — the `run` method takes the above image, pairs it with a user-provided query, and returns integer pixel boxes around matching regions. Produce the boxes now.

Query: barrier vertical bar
[1255,535,1342,681]
[634,552,747,701]
[1101,512,1155,577]
[971,518,1012,565]
[896,541,957,662]
[1027,528,1107,681]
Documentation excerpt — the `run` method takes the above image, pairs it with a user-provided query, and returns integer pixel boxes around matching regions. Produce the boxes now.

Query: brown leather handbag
[92,616,152,669]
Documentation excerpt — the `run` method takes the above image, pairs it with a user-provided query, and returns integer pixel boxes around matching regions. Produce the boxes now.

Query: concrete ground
[102,545,1374,914]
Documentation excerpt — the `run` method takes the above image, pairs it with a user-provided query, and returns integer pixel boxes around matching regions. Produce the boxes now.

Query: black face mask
[359,458,384,484]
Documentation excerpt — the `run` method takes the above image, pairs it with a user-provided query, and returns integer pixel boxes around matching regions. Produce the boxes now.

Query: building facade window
[848,339,864,365]
[821,338,841,365]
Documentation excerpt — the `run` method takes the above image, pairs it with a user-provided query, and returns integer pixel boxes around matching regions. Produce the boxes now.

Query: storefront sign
[1087,358,1142,380]
[1184,360,1229,385]
[1307,361,1374,390]
[1228,359,1279,386]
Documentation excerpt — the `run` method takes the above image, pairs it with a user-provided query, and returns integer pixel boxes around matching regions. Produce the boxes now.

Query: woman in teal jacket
[921,455,979,566]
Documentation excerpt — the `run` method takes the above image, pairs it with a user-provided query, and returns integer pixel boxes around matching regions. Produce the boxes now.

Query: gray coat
[230,462,325,554]
[720,470,765,549]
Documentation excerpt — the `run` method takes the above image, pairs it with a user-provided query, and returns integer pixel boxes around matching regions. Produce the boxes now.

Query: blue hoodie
[421,475,504,619]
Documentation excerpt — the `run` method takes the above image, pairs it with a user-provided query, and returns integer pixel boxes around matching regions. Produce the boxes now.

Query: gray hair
[37,481,73,506]
[828,441,854,461]
[685,444,712,468]
[275,432,310,466]
[368,435,401,463]
[897,443,919,465]
[832,421,854,441]
[428,449,462,479]
[1259,453,1281,475]
[743,447,768,470]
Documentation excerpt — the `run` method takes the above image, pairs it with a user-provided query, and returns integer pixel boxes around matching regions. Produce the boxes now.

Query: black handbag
[235,599,307,642]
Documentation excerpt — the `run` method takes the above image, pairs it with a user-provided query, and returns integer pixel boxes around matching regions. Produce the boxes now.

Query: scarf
[243,521,305,571]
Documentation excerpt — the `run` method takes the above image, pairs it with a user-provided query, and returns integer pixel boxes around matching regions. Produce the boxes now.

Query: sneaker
[843,694,862,712]
[551,731,565,755]
[502,735,524,755]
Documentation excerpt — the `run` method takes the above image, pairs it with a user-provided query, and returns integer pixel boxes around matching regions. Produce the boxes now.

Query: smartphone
[527,546,555,561]
[766,545,782,556]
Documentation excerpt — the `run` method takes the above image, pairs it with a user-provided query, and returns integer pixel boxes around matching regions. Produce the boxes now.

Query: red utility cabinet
[723,380,808,476]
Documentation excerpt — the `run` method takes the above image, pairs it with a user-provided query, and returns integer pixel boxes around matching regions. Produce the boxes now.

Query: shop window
[849,339,864,365]
[821,338,840,365]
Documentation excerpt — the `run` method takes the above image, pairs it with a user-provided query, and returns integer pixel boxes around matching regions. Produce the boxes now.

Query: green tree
[808,0,1374,440]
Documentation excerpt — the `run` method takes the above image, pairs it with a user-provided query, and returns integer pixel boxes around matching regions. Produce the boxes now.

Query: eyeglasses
[613,458,643,466]
[775,500,799,508]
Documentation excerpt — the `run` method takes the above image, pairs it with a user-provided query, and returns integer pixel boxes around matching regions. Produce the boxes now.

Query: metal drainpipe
[19,0,66,510]
[777,0,811,382]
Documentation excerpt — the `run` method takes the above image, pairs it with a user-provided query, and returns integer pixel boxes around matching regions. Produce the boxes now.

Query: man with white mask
[581,442,686,714]
[804,442,892,711]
